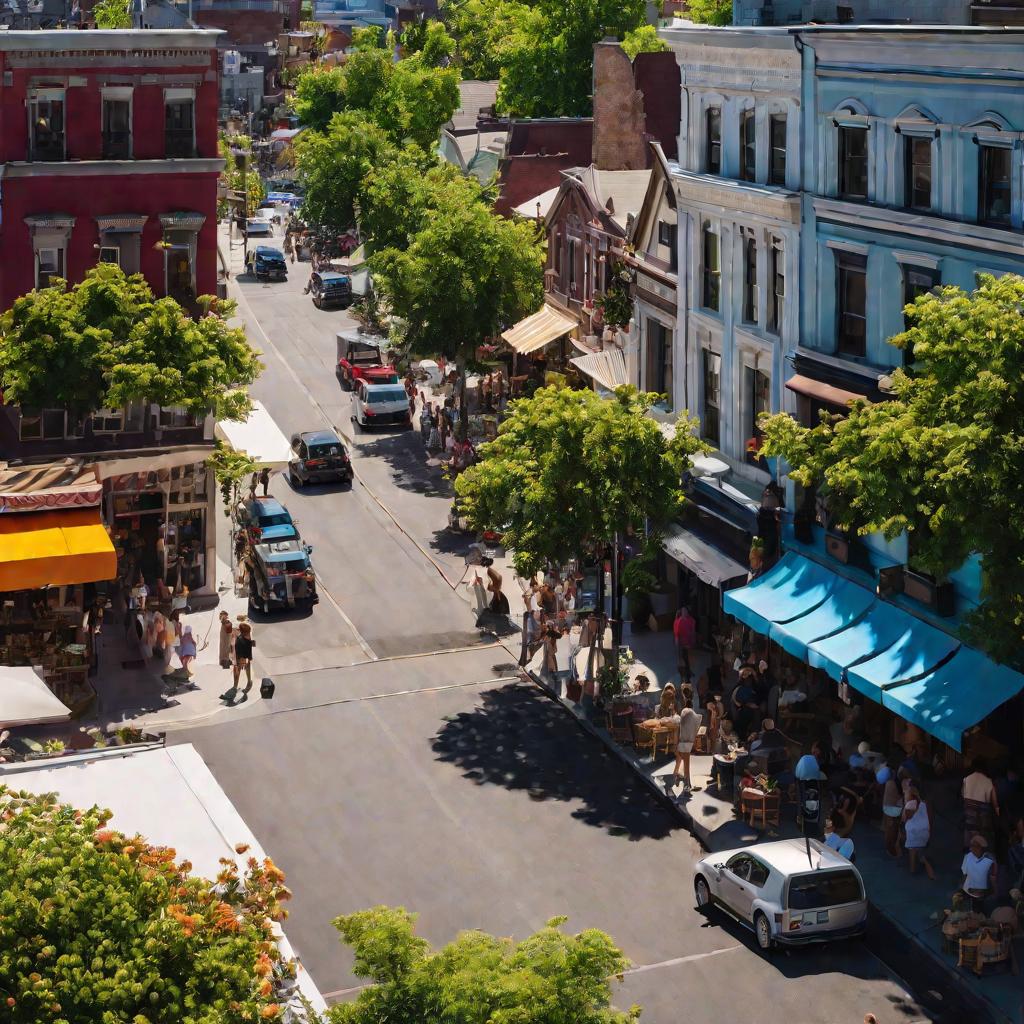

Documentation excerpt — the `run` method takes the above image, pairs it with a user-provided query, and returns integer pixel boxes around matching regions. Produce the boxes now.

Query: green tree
[326,906,639,1024]
[294,64,347,132]
[0,786,295,1024]
[219,134,266,218]
[456,385,705,576]
[0,265,261,423]
[441,0,540,81]
[369,184,544,432]
[92,0,132,27]
[759,273,1024,667]
[622,24,667,59]
[401,18,456,66]
[686,0,733,26]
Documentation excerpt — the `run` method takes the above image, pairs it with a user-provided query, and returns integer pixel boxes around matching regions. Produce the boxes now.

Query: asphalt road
[187,230,944,1024]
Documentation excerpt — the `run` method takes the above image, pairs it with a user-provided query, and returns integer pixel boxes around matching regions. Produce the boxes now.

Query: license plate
[816,910,829,924]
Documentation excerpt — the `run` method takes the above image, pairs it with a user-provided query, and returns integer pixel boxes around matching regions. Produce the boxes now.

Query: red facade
[0,29,223,311]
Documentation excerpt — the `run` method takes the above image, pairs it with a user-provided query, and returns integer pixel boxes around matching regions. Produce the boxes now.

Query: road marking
[620,945,742,976]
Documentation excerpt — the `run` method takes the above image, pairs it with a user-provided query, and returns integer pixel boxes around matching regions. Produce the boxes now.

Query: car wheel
[290,470,303,489]
[313,295,321,309]
[754,911,773,952]
[694,875,712,910]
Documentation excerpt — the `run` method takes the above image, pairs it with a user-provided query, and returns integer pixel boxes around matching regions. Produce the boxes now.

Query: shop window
[19,407,66,440]
[30,91,65,161]
[979,144,1011,227]
[838,126,868,200]
[769,114,787,186]
[742,235,758,324]
[102,97,131,159]
[701,349,721,446]
[767,238,785,335]
[745,366,770,465]
[705,107,721,174]
[658,220,678,272]
[702,227,720,312]
[645,318,672,410]
[836,251,867,357]
[164,96,195,158]
[36,247,64,289]
[740,110,756,182]
[904,136,932,212]
[92,408,124,433]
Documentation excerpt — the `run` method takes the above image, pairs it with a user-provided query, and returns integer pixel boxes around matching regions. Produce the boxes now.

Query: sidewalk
[527,623,1022,1024]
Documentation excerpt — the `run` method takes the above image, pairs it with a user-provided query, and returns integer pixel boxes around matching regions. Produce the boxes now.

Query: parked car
[246,246,287,281]
[288,429,352,487]
[245,218,275,239]
[353,382,412,429]
[309,271,353,309]
[336,332,398,390]
[248,538,318,614]
[693,839,867,951]
[237,497,298,544]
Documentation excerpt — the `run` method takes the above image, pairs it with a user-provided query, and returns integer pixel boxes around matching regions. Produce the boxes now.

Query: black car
[247,246,288,281]
[288,429,353,487]
[309,271,353,309]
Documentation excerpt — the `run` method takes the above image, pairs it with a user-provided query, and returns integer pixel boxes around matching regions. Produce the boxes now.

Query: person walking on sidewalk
[233,622,255,697]
[880,765,903,858]
[902,781,936,879]
[178,624,197,674]
[218,610,234,669]
[672,684,702,792]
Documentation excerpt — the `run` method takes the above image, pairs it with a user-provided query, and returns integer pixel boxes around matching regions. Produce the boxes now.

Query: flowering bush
[0,786,294,1024]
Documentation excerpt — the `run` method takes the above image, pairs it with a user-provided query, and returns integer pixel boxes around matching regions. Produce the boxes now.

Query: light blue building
[312,0,390,30]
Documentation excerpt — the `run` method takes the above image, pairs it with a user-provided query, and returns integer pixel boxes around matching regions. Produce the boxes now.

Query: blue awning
[807,600,918,684]
[769,575,876,661]
[722,552,838,637]
[847,618,960,700]
[882,647,1024,751]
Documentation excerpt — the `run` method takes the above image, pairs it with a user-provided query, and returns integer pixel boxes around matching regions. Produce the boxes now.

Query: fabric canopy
[785,374,866,408]
[570,348,628,391]
[807,600,919,684]
[769,575,876,661]
[501,304,577,354]
[215,401,292,470]
[0,507,116,591]
[662,524,748,589]
[0,665,71,728]
[882,647,1024,752]
[722,552,837,637]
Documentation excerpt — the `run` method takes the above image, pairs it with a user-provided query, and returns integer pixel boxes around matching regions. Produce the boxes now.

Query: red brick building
[0,29,223,311]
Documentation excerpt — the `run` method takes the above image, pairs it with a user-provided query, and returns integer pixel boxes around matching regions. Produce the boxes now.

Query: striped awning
[570,347,628,391]
[501,304,577,354]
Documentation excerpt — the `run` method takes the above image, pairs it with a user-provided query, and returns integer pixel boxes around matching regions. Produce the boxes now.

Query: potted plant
[749,535,765,572]
[42,739,65,757]
[621,558,656,630]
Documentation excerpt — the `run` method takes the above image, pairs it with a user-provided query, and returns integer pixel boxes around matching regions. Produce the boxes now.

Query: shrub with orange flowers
[0,786,297,1024]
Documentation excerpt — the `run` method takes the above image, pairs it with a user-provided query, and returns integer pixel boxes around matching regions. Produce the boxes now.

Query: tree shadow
[431,681,680,841]
[354,431,453,499]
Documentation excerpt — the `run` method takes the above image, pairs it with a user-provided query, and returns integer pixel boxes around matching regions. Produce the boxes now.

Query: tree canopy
[759,273,1024,667]
[0,786,295,1024]
[685,0,733,25]
[456,385,705,576]
[326,906,639,1024]
[621,24,668,60]
[0,264,261,421]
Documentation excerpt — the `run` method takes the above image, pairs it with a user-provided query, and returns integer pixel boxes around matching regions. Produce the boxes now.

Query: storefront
[500,302,582,393]
[722,551,1024,766]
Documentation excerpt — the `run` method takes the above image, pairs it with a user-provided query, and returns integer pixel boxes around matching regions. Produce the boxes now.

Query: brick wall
[194,9,284,47]
[592,41,647,171]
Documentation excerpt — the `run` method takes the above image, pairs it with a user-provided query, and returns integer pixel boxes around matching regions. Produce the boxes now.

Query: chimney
[592,38,647,171]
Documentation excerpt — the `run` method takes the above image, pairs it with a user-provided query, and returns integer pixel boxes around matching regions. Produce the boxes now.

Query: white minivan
[352,382,411,430]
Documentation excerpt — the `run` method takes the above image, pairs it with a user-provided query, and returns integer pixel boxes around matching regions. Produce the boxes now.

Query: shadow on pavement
[431,681,680,841]
[355,432,452,499]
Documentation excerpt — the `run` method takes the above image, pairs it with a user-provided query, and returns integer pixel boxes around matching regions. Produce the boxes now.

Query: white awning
[1,665,70,728]
[570,347,628,391]
[215,400,292,470]
[91,446,212,481]
[662,523,749,589]
[502,304,577,355]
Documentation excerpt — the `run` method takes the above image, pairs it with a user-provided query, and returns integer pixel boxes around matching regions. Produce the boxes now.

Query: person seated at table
[750,718,786,753]
[655,682,677,719]
[718,716,739,751]
[960,835,997,913]
[823,818,855,861]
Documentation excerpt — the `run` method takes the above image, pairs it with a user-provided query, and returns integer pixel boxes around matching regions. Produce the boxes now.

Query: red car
[336,332,398,391]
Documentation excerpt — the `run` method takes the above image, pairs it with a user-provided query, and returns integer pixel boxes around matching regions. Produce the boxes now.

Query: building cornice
[0,29,223,51]
[670,170,800,224]
[2,159,224,178]
[96,214,148,232]
[812,197,1024,258]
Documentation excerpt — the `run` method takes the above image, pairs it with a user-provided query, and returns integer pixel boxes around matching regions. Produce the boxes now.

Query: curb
[526,667,1007,1024]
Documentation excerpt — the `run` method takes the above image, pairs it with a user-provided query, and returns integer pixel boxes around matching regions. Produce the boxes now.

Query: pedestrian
[655,682,677,719]
[541,622,560,683]
[258,466,270,497]
[901,780,936,879]
[218,610,234,669]
[960,835,997,912]
[673,605,696,683]
[486,567,510,615]
[232,621,255,697]
[178,624,197,674]
[672,684,701,792]
[879,765,903,858]
[962,757,999,850]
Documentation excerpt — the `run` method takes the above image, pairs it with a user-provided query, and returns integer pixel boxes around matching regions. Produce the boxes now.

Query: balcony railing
[102,130,131,160]
[195,0,286,9]
[165,130,196,159]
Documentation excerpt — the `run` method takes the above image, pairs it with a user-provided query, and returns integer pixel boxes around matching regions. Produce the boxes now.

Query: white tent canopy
[1,665,71,728]
[215,400,292,470]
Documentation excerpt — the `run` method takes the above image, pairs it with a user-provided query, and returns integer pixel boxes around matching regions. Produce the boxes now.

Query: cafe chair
[633,722,656,759]
[653,722,679,758]
[741,788,781,830]
[607,706,634,745]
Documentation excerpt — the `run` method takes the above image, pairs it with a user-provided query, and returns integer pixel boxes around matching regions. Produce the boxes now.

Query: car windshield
[258,250,284,260]
[368,388,407,403]
[309,443,342,458]
[786,870,862,910]
[350,348,379,363]
[258,513,292,527]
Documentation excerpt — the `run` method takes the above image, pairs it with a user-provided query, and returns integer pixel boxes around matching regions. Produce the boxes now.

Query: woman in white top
[901,781,936,879]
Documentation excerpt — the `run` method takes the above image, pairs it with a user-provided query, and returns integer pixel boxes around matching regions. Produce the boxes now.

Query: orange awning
[785,373,867,409]
[0,507,116,591]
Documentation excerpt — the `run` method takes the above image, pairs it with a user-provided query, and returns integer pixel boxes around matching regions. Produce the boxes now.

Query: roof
[270,128,304,142]
[250,496,289,516]
[255,540,309,564]
[254,245,284,256]
[319,271,351,281]
[512,184,561,220]
[718,838,855,874]
[0,28,222,49]
[495,119,593,217]
[558,166,652,234]
[300,429,343,445]
[451,79,499,131]
[361,382,406,391]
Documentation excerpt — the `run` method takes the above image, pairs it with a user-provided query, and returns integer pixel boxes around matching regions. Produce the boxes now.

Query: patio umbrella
[0,665,71,728]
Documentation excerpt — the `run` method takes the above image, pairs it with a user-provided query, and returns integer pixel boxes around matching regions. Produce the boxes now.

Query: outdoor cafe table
[711,749,747,796]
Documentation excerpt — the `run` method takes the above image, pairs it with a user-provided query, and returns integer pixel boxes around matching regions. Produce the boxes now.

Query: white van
[353,382,411,430]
